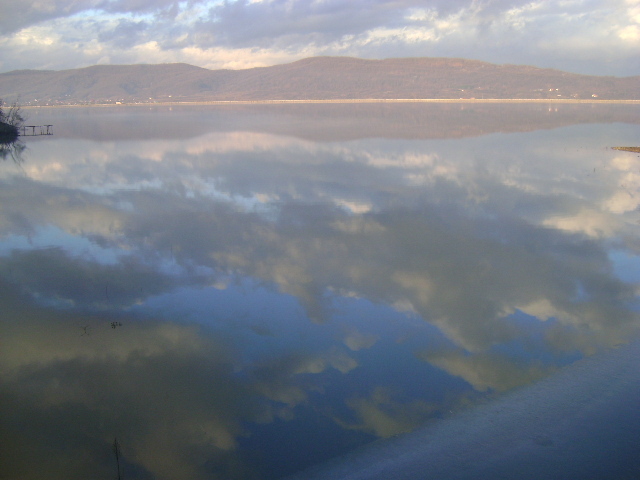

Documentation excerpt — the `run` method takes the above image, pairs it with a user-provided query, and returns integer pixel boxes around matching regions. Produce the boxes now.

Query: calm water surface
[1,103,640,479]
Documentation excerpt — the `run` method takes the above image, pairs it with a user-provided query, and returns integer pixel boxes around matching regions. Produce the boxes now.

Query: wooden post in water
[113,438,122,480]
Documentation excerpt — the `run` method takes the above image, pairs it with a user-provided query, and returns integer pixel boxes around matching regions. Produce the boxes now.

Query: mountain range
[1,57,639,105]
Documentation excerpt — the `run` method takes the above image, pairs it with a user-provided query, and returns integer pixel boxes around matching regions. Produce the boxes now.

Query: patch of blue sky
[67,0,223,22]
[171,1,224,23]
[67,9,138,23]
[130,277,330,364]
[78,178,164,196]
[132,277,458,398]
[152,253,198,278]
[331,293,441,345]
[608,249,640,287]
[321,296,480,422]
[490,309,583,367]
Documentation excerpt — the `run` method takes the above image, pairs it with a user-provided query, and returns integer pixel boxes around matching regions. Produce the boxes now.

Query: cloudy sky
[0,0,639,75]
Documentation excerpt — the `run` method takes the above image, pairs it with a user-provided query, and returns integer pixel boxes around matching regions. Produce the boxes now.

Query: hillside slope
[1,57,638,105]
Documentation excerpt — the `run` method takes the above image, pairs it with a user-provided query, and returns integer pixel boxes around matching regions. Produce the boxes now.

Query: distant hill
[1,57,638,105]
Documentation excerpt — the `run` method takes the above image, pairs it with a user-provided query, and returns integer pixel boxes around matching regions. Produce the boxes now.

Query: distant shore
[21,98,640,108]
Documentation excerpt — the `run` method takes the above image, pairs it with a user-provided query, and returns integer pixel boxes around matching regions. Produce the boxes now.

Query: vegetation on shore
[0,99,26,163]
[0,99,25,143]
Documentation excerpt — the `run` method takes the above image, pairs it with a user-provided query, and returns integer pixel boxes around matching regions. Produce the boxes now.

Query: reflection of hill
[25,102,640,142]
[226,103,640,142]
[1,57,639,105]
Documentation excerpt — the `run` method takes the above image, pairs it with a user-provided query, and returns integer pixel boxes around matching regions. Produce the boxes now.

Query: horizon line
[21,98,640,108]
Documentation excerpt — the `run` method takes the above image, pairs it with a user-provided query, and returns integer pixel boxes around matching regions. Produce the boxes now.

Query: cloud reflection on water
[1,104,639,479]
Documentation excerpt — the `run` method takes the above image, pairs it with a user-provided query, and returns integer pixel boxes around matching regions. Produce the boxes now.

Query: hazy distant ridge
[1,57,638,105]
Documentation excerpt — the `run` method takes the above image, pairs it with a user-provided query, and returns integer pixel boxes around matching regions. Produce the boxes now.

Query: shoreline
[21,98,640,108]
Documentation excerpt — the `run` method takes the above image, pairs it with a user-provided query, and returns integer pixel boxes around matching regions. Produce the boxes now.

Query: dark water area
[1,103,639,480]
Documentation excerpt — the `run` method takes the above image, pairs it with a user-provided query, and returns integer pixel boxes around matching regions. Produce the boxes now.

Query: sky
[0,0,639,76]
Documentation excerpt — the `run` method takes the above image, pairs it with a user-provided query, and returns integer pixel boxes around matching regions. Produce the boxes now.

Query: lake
[1,102,639,480]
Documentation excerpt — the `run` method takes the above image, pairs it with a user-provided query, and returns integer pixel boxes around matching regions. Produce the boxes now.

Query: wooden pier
[22,125,53,136]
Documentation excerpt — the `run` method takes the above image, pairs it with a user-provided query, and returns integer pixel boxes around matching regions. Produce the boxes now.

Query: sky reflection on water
[1,103,639,480]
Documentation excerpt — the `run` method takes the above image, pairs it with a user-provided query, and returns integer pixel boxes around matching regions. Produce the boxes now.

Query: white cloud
[420,349,551,392]
[343,328,378,351]
[12,26,59,46]
[342,387,435,438]
[618,24,639,41]
[1,0,639,74]
[542,208,619,238]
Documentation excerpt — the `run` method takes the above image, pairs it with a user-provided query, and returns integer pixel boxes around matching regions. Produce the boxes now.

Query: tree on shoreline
[0,99,25,142]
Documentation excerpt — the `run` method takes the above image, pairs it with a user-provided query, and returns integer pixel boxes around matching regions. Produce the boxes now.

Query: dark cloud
[0,246,187,308]
[98,18,151,48]
[204,0,414,48]
[0,0,87,35]
[196,0,528,50]
[0,0,179,35]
